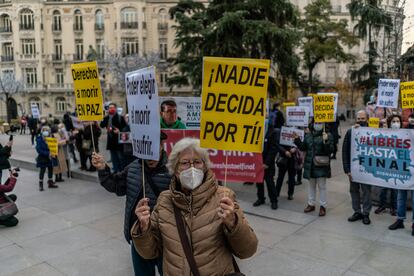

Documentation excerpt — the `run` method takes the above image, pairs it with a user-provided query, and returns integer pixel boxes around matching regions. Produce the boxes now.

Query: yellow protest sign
[368,117,380,128]
[283,102,295,108]
[71,61,104,121]
[401,81,414,109]
[45,137,58,156]
[200,57,270,153]
[313,94,335,123]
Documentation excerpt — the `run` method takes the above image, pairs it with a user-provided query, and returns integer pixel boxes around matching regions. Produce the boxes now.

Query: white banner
[351,127,414,190]
[377,78,400,108]
[298,96,313,117]
[159,97,201,129]
[286,106,310,127]
[31,103,40,119]
[125,66,160,161]
[280,127,304,147]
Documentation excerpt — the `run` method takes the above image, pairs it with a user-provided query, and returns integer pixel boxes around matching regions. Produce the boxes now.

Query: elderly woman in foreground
[131,138,258,276]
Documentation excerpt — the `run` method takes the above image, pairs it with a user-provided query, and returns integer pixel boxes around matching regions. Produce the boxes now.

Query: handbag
[276,154,288,168]
[82,139,91,150]
[312,137,330,167]
[0,194,18,220]
[173,205,245,276]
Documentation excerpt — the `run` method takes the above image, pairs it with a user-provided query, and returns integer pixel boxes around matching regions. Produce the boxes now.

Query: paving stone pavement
[0,130,413,276]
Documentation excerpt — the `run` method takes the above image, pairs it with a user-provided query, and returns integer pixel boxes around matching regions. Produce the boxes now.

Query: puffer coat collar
[169,169,218,215]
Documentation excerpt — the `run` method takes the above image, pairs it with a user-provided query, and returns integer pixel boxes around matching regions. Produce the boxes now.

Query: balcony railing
[19,24,34,30]
[52,54,62,61]
[0,55,13,62]
[158,22,168,30]
[52,24,61,32]
[121,22,138,29]
[95,23,104,31]
[0,26,12,33]
[20,54,36,59]
[49,83,72,89]
[73,54,83,61]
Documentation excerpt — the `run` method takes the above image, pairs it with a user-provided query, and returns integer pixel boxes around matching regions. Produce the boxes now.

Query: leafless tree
[0,72,25,123]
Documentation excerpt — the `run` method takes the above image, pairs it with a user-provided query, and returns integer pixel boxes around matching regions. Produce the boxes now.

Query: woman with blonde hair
[131,138,258,276]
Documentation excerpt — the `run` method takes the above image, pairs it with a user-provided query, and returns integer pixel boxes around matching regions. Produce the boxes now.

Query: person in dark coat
[275,141,297,203]
[0,169,19,227]
[74,122,101,171]
[100,103,127,172]
[0,140,12,181]
[326,118,340,159]
[35,126,58,191]
[253,123,280,210]
[63,112,78,163]
[27,115,39,146]
[92,132,170,276]
[269,103,285,129]
[294,121,334,216]
[343,110,372,225]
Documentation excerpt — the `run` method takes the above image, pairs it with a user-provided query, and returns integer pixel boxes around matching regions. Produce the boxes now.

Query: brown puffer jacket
[131,170,258,276]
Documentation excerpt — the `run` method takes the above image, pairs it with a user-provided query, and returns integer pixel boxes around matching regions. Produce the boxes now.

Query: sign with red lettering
[286,106,310,127]
[163,130,264,183]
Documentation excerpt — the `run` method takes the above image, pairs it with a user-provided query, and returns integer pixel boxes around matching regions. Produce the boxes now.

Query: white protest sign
[351,127,414,190]
[125,66,160,161]
[318,92,338,121]
[377,79,400,108]
[160,97,201,129]
[286,106,310,127]
[70,116,84,129]
[298,96,313,117]
[31,103,40,119]
[280,126,304,147]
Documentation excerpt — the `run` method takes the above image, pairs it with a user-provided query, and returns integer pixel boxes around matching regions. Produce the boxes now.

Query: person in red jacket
[0,169,19,227]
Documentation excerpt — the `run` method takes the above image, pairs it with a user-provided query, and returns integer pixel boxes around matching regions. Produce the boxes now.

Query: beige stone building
[0,0,189,121]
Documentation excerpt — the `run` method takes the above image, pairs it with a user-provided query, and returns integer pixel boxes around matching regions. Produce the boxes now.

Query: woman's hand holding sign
[135,198,151,232]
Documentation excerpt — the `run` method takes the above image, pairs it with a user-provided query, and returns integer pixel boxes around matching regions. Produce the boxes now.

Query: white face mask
[179,167,204,191]
[391,122,401,129]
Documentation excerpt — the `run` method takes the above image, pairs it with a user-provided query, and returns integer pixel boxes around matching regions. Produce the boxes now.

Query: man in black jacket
[100,103,127,172]
[342,110,372,225]
[253,124,280,210]
[92,132,170,276]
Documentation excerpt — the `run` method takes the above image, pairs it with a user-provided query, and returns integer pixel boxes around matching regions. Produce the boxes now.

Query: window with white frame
[24,68,37,87]
[74,10,83,31]
[96,39,105,59]
[21,39,36,56]
[159,40,167,60]
[160,72,168,87]
[54,39,62,60]
[20,9,34,30]
[53,10,61,31]
[2,42,13,60]
[56,68,64,87]
[75,39,83,60]
[0,14,12,32]
[121,7,138,29]
[122,38,138,56]
[95,9,104,29]
[56,97,66,112]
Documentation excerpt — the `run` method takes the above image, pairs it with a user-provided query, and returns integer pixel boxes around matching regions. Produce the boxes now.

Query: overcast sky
[402,1,414,54]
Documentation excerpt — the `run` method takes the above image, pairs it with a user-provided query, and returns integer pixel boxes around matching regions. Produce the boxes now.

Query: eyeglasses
[178,159,204,170]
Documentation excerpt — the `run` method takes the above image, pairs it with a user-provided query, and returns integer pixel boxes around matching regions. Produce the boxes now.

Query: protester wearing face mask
[35,126,58,191]
[343,110,372,225]
[92,132,169,276]
[374,114,402,216]
[100,103,127,172]
[132,138,258,276]
[408,114,414,129]
[294,120,334,216]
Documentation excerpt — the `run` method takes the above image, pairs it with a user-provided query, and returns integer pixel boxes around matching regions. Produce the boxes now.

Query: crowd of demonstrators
[92,132,170,276]
[100,103,127,173]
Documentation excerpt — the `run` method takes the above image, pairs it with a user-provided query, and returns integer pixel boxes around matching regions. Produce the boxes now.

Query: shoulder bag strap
[173,205,201,276]
[232,256,241,273]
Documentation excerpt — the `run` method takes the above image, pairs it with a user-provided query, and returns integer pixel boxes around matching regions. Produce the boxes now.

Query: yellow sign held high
[401,81,414,109]
[313,94,335,123]
[71,61,104,121]
[368,117,380,128]
[200,57,270,153]
[45,137,58,156]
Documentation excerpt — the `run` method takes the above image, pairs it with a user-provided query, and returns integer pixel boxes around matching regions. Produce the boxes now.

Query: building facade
[0,0,190,120]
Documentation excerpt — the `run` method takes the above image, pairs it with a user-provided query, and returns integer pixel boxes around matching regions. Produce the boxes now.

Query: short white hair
[167,138,211,174]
